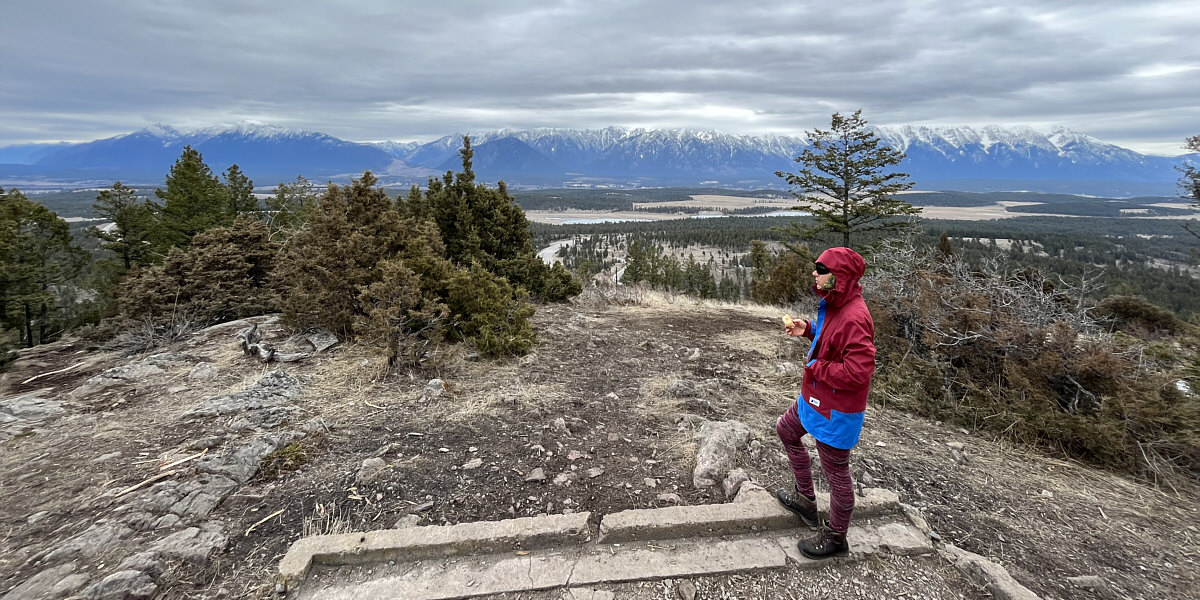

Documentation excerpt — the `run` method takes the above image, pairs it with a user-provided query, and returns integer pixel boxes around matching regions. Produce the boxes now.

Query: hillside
[1,291,1198,599]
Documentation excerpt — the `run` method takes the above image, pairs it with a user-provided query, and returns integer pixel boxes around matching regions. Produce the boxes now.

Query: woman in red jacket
[775,247,876,559]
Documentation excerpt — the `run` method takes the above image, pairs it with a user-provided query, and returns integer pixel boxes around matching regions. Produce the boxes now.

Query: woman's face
[813,262,833,289]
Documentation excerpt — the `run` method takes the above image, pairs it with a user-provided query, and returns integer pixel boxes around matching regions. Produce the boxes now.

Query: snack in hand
[782,314,795,329]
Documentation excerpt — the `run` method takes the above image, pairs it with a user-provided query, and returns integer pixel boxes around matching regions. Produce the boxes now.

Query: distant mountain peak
[136,124,184,139]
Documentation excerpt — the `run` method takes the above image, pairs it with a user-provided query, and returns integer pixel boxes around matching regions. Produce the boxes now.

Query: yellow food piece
[782,314,795,328]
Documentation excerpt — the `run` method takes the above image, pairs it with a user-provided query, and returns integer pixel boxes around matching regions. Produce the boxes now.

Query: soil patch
[1,296,1197,599]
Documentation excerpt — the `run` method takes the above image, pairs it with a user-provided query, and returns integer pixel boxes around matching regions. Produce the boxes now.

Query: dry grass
[301,502,355,537]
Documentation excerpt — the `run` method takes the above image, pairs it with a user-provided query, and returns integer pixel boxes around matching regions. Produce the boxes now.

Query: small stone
[861,472,876,487]
[722,469,749,499]
[423,379,446,400]
[568,450,586,461]
[551,417,570,434]
[357,457,387,485]
[946,441,965,451]
[677,580,697,600]
[394,515,422,528]
[525,468,546,482]
[875,441,887,447]
[605,392,619,400]
[27,510,49,524]
[553,472,577,486]
[1039,489,1054,499]
[462,458,483,470]
[644,477,658,488]
[586,467,605,479]
[657,493,682,504]
[607,433,619,442]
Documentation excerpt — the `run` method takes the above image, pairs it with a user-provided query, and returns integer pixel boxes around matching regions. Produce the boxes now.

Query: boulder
[692,420,750,489]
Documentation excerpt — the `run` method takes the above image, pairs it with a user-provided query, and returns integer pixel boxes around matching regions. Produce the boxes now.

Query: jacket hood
[814,247,866,307]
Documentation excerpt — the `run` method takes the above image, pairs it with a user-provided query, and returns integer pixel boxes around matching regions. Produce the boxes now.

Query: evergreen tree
[118,215,280,327]
[444,262,536,357]
[0,188,87,346]
[275,171,407,337]
[776,110,919,249]
[155,146,227,251]
[419,137,579,301]
[90,182,156,270]
[753,251,810,305]
[223,164,258,217]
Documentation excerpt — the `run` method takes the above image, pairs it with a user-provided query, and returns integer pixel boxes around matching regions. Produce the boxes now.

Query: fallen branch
[158,448,207,471]
[113,469,180,498]
[21,361,87,385]
[245,508,286,536]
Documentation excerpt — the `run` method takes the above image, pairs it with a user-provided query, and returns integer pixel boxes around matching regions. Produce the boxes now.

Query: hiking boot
[774,487,818,527]
[798,523,849,560]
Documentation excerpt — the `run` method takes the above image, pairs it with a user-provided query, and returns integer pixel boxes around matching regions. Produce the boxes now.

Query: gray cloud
[1,0,1196,154]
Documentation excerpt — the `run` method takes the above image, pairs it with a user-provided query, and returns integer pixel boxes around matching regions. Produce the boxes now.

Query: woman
[776,247,876,559]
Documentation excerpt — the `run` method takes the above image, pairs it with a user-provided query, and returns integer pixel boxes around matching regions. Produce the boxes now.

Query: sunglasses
[814,263,830,275]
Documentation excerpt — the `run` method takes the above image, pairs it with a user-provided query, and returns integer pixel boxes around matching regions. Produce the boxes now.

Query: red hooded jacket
[796,247,876,449]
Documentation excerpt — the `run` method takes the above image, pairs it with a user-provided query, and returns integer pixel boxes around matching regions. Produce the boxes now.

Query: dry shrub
[1095,294,1187,336]
[868,240,1200,486]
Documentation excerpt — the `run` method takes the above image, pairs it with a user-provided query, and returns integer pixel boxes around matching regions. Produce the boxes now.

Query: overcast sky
[2,1,1197,155]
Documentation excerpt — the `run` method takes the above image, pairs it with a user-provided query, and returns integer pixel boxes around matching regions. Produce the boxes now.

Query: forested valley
[5,140,1200,489]
[530,213,1200,318]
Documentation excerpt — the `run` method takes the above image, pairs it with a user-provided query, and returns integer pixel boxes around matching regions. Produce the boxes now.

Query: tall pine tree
[155,145,227,251]
[776,110,920,249]
[91,182,156,271]
[0,188,86,346]
[416,137,579,301]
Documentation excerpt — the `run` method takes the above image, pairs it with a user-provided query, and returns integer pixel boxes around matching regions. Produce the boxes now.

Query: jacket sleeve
[803,320,815,341]
[806,316,875,391]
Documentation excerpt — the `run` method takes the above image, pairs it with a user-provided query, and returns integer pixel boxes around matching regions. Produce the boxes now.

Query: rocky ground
[1,285,1198,599]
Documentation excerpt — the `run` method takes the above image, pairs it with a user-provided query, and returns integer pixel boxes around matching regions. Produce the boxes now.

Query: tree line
[1,138,578,366]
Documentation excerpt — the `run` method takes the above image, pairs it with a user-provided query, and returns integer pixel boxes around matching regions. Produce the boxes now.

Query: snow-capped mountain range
[0,123,1193,196]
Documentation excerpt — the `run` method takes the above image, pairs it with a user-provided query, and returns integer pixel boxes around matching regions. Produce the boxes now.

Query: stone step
[278,486,922,599]
[597,485,899,544]
[296,515,933,600]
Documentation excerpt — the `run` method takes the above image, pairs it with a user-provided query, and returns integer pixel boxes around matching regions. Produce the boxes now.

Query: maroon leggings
[776,401,855,534]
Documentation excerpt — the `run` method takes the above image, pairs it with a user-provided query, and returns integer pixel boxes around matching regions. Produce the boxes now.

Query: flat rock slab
[282,487,929,599]
[280,512,593,589]
[298,518,931,600]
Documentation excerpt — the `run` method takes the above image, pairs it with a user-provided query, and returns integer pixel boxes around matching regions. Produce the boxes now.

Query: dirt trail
[1,292,1198,599]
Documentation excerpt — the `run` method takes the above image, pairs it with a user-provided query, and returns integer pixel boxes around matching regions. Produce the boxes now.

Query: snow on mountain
[1,123,1193,194]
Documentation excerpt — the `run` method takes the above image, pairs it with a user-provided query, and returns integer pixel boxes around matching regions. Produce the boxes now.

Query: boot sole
[798,544,850,560]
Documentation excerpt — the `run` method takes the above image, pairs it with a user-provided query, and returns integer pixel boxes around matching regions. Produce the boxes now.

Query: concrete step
[278,485,933,600]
